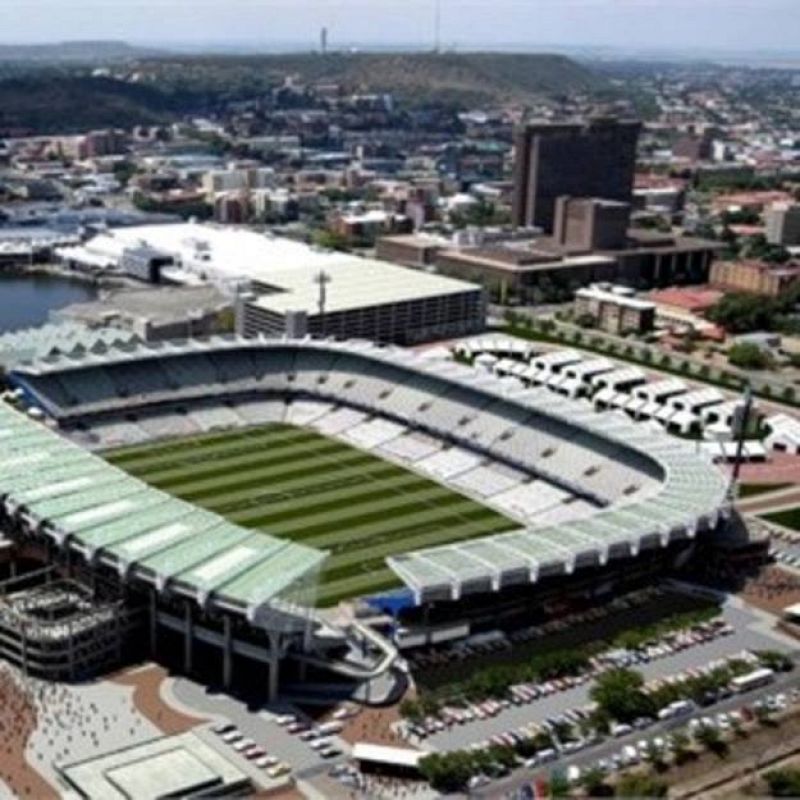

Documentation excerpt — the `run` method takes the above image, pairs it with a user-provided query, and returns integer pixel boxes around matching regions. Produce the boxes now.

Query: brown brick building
[511,117,642,232]
[710,260,800,297]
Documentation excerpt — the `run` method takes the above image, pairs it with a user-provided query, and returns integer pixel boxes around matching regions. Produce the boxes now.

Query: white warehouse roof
[59,223,481,315]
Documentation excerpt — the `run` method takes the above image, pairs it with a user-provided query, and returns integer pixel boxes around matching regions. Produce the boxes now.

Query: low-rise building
[710,259,800,297]
[56,285,234,341]
[574,284,656,334]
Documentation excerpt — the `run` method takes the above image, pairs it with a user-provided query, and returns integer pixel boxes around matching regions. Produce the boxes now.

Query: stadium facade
[0,336,730,696]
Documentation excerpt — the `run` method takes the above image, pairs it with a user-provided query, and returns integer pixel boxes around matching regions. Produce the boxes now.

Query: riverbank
[0,262,139,292]
[0,270,102,333]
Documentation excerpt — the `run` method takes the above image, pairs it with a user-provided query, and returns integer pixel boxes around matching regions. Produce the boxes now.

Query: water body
[0,272,98,334]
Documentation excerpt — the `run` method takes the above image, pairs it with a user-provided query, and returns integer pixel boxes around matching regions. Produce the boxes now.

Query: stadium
[0,334,730,701]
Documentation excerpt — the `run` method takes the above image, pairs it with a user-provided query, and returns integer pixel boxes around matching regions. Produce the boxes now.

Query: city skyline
[0,0,798,54]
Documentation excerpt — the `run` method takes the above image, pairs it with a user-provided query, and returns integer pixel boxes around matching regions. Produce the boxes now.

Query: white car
[233,738,256,752]
[310,738,333,751]
[266,762,292,778]
[212,721,235,735]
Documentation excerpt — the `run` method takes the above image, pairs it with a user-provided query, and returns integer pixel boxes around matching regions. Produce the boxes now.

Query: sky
[0,0,798,54]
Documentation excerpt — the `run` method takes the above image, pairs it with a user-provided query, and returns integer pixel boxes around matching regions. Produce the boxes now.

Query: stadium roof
[0,322,140,370]
[389,399,730,600]
[0,402,325,621]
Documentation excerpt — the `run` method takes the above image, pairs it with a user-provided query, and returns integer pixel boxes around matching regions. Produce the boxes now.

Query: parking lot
[422,601,795,752]
[169,677,350,774]
[481,671,800,799]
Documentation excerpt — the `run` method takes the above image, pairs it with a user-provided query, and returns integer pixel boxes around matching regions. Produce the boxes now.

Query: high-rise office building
[511,117,642,232]
[766,202,800,246]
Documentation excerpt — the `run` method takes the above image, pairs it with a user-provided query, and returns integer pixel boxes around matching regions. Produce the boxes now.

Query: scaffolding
[0,568,140,680]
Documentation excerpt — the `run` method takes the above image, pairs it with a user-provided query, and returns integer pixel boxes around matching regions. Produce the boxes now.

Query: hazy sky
[0,0,797,52]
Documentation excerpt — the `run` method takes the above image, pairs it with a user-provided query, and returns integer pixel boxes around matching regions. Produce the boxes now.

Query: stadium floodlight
[314,270,331,338]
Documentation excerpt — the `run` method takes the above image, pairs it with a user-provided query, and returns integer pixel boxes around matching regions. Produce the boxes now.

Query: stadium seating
[188,403,246,432]
[232,398,287,425]
[137,410,200,440]
[284,399,334,427]
[378,431,442,464]
[341,418,407,450]
[11,340,666,513]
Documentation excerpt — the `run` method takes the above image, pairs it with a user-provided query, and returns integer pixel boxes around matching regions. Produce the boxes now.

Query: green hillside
[142,51,608,106]
[0,51,607,134]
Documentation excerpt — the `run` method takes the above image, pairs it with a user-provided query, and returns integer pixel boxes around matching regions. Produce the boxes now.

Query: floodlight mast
[314,269,331,338]
[729,381,753,497]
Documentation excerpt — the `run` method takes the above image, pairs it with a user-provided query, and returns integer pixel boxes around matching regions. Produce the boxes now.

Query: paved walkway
[736,453,800,490]
[25,673,161,791]
[111,664,207,734]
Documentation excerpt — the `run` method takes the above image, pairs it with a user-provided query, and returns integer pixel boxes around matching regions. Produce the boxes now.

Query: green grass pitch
[104,423,516,606]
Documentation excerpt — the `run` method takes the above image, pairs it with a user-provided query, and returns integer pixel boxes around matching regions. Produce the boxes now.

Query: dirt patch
[110,664,206,735]
[339,703,408,747]
[739,565,800,615]
[666,708,800,798]
[0,668,58,800]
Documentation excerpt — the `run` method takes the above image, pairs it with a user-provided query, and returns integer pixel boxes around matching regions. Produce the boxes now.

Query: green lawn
[104,423,516,606]
[762,506,800,532]
[738,483,792,499]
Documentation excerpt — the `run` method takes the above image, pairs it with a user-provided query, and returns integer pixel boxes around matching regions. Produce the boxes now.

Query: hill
[0,52,609,135]
[0,41,165,62]
[0,75,175,135]
[142,51,608,106]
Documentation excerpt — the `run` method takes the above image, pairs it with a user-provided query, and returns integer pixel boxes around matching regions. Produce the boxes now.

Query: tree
[728,342,772,370]
[756,704,778,727]
[418,751,475,793]
[765,767,800,797]
[670,730,695,765]
[313,229,351,252]
[580,766,613,797]
[707,293,778,333]
[399,698,423,723]
[549,771,571,798]
[644,740,668,772]
[744,234,791,264]
[112,160,138,187]
[695,724,728,757]
[589,668,656,724]
[616,773,668,798]
[756,650,793,672]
